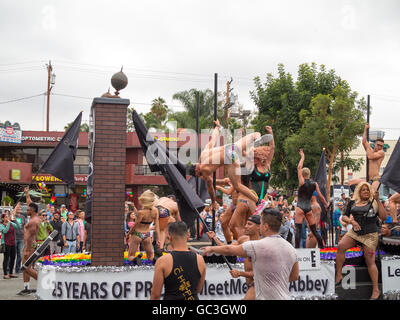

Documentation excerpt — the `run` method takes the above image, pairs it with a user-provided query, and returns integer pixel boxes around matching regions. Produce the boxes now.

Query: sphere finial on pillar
[111,67,128,97]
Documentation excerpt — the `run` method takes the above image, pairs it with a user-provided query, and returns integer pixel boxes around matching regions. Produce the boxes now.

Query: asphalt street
[0,254,36,300]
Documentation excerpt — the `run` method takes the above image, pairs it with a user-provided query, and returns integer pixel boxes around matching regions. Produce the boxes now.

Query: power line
[50,92,186,109]
[0,93,45,104]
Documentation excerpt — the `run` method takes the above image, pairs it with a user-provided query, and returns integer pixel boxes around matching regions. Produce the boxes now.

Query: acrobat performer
[188,119,272,211]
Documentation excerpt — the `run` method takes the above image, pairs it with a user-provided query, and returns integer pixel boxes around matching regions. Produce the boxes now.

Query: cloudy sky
[1,0,399,139]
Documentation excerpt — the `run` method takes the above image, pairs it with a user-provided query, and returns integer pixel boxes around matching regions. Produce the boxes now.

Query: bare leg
[244,285,255,300]
[229,203,249,239]
[127,235,141,261]
[22,250,38,282]
[294,207,305,248]
[220,206,234,243]
[389,193,400,223]
[363,244,380,299]
[305,211,325,248]
[142,237,154,261]
[228,164,259,203]
[335,235,356,284]
[306,232,317,248]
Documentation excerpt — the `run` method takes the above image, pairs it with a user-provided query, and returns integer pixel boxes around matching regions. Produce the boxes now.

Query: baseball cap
[248,215,261,225]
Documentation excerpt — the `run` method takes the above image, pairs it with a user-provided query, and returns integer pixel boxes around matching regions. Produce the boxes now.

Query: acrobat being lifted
[187,119,273,212]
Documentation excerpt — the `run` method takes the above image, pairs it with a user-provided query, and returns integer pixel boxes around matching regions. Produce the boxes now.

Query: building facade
[0,130,224,211]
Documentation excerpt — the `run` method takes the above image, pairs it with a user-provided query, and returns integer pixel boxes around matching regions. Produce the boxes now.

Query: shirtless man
[229,175,258,240]
[18,187,41,296]
[206,214,261,300]
[388,193,400,223]
[216,180,238,244]
[348,123,385,192]
[154,196,181,250]
[188,119,272,211]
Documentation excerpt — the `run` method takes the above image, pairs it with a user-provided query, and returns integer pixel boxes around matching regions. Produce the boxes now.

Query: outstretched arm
[362,123,371,152]
[315,183,328,210]
[297,149,305,186]
[265,126,274,165]
[203,119,221,151]
[24,187,32,205]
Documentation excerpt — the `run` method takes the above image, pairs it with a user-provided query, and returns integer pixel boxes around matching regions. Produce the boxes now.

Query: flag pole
[194,206,233,270]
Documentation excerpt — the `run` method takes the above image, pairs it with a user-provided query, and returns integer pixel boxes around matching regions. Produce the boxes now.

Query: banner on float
[289,262,335,298]
[381,258,400,293]
[296,249,321,271]
[37,260,335,300]
[36,264,249,300]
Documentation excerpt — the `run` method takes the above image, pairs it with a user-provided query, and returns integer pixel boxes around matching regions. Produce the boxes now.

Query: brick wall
[91,98,130,266]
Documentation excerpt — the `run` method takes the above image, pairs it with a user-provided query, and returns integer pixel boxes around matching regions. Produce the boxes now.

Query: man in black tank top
[150,221,206,300]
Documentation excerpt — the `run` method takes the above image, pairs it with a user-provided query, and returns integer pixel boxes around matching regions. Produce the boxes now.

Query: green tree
[168,89,223,130]
[64,122,89,132]
[250,63,361,194]
[284,84,367,199]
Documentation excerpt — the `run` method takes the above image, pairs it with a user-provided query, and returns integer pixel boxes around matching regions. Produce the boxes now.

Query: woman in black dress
[335,181,386,300]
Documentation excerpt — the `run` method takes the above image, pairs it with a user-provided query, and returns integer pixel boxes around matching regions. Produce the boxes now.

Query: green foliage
[251,63,366,195]
[64,122,89,132]
[1,195,14,206]
[168,89,223,130]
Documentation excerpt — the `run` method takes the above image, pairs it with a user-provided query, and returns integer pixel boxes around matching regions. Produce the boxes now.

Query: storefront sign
[23,136,62,142]
[32,174,88,184]
[154,136,179,142]
[382,258,400,293]
[0,125,22,144]
[10,169,21,181]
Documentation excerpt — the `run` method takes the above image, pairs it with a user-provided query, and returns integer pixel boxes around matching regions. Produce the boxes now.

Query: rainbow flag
[50,195,56,205]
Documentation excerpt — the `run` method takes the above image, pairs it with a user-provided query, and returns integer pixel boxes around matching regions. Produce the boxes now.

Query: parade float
[30,71,400,301]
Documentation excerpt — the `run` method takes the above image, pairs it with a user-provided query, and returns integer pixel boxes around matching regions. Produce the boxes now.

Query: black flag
[380,137,400,194]
[132,109,204,229]
[40,112,82,188]
[314,150,328,222]
[188,176,210,202]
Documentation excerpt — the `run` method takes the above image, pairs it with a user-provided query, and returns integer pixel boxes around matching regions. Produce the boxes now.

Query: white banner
[37,261,335,300]
[36,264,249,300]
[382,259,400,293]
[289,262,335,297]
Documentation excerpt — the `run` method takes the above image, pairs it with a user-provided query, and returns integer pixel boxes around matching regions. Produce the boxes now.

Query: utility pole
[366,94,370,181]
[225,78,233,127]
[46,61,55,132]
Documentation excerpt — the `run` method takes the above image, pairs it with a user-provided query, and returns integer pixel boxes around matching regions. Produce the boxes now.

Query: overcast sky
[1,0,399,139]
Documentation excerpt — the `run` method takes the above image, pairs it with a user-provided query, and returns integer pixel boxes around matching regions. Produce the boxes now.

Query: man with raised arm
[348,123,385,192]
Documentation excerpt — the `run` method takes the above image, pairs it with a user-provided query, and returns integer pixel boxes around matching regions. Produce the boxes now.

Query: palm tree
[150,97,169,123]
[169,89,222,130]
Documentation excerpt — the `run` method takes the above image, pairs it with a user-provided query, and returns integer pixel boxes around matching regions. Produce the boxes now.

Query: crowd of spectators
[1,200,90,279]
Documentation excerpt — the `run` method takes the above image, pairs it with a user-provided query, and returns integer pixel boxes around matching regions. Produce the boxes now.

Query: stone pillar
[90,97,130,266]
